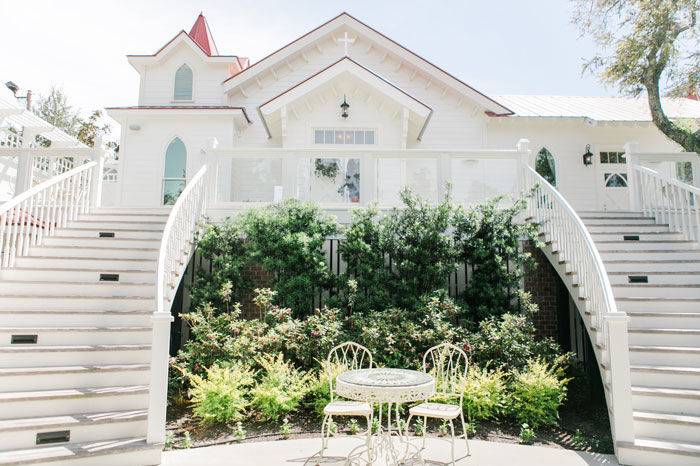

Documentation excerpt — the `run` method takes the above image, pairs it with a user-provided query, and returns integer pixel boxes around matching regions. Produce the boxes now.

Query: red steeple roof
[189,13,218,56]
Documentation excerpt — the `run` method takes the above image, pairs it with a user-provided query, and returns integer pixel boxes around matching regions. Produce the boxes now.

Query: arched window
[174,64,193,101]
[535,147,557,186]
[163,138,187,205]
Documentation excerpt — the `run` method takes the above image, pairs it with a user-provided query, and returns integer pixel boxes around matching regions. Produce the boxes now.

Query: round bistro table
[336,368,435,464]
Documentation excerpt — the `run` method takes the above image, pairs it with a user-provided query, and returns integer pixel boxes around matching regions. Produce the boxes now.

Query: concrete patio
[162,436,620,466]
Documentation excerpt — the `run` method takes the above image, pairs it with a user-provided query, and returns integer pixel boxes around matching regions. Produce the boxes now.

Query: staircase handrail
[632,164,700,242]
[0,160,97,268]
[155,164,208,314]
[522,165,634,446]
[147,164,208,445]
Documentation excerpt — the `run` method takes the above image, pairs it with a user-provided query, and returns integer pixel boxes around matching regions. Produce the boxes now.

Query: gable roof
[189,13,219,56]
[258,57,433,140]
[495,95,700,122]
[222,12,512,116]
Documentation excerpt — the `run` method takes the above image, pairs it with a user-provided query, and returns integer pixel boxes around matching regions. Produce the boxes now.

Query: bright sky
[1,0,611,129]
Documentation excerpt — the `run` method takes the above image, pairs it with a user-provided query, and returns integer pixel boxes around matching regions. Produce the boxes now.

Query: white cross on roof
[338,31,356,56]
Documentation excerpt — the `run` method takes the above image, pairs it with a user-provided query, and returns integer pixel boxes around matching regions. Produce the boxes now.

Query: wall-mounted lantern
[582,144,594,166]
[340,95,350,119]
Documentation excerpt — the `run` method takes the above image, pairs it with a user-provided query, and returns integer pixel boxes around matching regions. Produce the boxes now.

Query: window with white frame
[599,151,626,164]
[313,129,375,145]
[297,157,361,204]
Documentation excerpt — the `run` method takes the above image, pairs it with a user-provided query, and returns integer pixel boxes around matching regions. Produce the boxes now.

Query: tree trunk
[645,78,700,154]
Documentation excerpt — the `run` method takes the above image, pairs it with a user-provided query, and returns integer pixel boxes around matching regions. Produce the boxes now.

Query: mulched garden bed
[165,400,613,454]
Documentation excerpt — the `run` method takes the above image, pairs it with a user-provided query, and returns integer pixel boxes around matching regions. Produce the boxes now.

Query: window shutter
[174,65,193,101]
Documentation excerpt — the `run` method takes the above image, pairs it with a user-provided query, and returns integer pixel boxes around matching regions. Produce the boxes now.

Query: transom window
[314,129,375,145]
[600,151,626,164]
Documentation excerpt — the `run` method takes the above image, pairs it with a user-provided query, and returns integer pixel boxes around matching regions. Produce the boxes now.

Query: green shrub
[304,361,346,417]
[519,423,536,444]
[462,366,507,421]
[241,199,339,315]
[188,363,255,425]
[508,358,571,428]
[469,294,566,372]
[251,353,312,421]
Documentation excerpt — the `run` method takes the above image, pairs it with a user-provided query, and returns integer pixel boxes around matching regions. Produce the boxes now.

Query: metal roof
[493,95,700,122]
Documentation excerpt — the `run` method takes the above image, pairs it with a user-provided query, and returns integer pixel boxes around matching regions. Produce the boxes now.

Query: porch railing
[0,161,97,268]
[147,164,209,444]
[521,164,634,447]
[633,164,700,242]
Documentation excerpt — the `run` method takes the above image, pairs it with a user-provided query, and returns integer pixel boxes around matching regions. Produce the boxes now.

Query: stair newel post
[605,312,635,452]
[624,142,641,213]
[88,138,106,211]
[146,311,174,444]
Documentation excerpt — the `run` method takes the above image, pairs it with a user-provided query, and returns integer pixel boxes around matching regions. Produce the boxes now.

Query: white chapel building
[1,11,700,466]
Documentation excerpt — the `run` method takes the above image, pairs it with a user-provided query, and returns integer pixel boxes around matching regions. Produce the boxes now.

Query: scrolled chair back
[423,342,469,402]
[326,341,373,401]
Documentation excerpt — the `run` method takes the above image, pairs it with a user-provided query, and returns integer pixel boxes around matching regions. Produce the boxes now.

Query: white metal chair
[405,342,470,465]
[320,341,374,460]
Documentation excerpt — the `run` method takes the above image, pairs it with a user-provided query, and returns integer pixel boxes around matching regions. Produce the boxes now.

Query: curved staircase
[0,208,169,466]
[580,211,700,465]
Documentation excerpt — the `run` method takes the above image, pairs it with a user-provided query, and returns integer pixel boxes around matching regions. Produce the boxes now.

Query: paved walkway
[162,436,619,466]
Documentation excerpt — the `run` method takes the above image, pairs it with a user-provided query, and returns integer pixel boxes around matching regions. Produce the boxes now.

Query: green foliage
[452,196,539,321]
[469,294,565,372]
[190,221,249,313]
[188,364,255,425]
[33,87,81,136]
[241,199,339,313]
[180,431,193,449]
[233,422,246,441]
[519,423,535,445]
[465,421,477,437]
[347,419,360,435]
[349,292,465,368]
[251,353,311,421]
[280,417,292,438]
[164,433,175,449]
[304,361,346,417]
[413,417,425,436]
[508,358,571,429]
[462,366,507,421]
[437,420,449,437]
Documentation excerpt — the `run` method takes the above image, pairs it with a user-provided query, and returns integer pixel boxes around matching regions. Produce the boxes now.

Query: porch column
[89,138,106,208]
[14,131,38,193]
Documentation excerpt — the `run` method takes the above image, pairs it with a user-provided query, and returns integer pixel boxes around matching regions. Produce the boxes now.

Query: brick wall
[523,241,564,340]
[239,262,274,319]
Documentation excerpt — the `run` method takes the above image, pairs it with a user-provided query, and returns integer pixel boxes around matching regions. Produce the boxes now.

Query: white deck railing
[147,164,209,444]
[0,161,97,268]
[521,164,634,446]
[633,164,700,242]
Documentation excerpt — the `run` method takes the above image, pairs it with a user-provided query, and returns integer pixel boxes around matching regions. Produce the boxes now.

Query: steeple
[188,13,218,56]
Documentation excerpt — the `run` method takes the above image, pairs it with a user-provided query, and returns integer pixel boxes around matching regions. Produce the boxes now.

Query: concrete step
[0,295,153,311]
[631,365,700,389]
[0,310,152,327]
[0,410,147,451]
[604,259,700,272]
[0,267,155,283]
[595,240,697,251]
[0,364,150,391]
[629,345,700,367]
[617,437,700,466]
[582,218,657,226]
[616,297,700,312]
[631,386,700,416]
[629,328,700,346]
[578,211,646,218]
[0,386,149,420]
[608,272,700,285]
[613,283,700,298]
[13,255,156,271]
[0,326,151,346]
[590,232,682,241]
[0,344,151,367]
[627,311,700,329]
[55,227,163,240]
[28,246,158,260]
[633,410,700,443]
[91,207,170,215]
[0,281,154,298]
[586,224,672,233]
[43,236,161,249]
[67,220,166,231]
[0,437,161,466]
[599,249,700,261]
[81,212,170,222]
